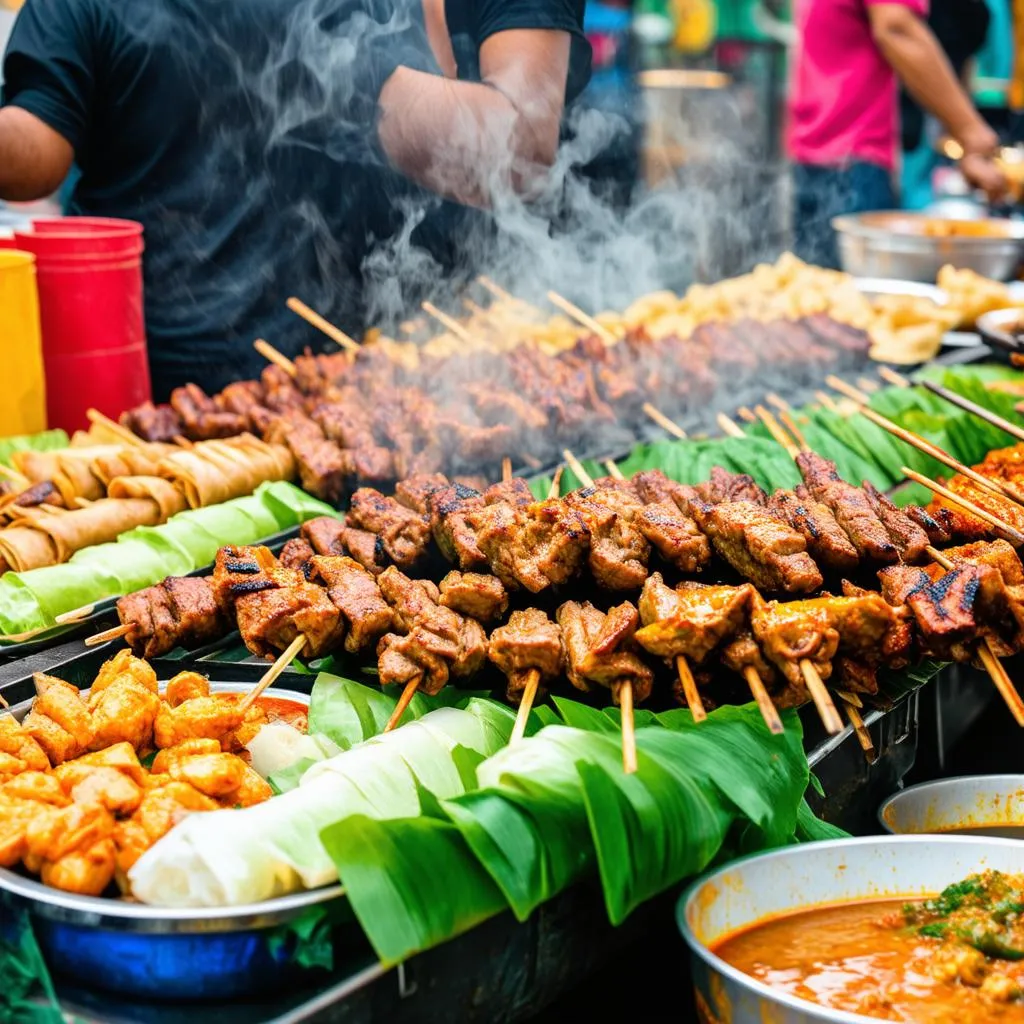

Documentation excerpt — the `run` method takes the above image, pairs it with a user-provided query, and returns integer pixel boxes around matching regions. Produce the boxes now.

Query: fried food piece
[164,671,210,707]
[23,675,93,765]
[91,649,158,698]
[153,695,245,749]
[89,672,161,752]
[61,766,143,817]
[0,717,50,782]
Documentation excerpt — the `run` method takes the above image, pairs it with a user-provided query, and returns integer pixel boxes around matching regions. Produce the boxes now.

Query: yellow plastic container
[0,250,47,436]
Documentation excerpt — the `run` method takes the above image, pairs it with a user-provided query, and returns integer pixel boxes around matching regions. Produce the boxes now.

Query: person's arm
[377,27,572,207]
[0,106,73,200]
[867,3,1006,196]
[0,0,92,201]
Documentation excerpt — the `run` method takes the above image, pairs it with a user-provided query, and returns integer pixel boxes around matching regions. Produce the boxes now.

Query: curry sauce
[715,871,1024,1022]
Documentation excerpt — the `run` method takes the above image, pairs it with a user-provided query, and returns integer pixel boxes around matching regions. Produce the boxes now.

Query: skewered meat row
[121,314,871,489]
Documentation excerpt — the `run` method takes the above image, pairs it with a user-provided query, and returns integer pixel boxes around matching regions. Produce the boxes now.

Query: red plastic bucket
[4,217,151,432]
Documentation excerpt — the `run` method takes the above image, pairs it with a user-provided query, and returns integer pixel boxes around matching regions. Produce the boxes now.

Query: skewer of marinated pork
[757,400,1024,728]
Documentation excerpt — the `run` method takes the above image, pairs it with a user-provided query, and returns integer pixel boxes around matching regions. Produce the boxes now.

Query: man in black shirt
[0,0,590,397]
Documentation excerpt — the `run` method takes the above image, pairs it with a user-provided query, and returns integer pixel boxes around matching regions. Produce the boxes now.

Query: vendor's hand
[959,152,1009,202]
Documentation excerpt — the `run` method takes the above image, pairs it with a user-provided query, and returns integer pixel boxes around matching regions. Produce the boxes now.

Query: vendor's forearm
[378,61,564,207]
[0,107,74,201]
[871,11,989,147]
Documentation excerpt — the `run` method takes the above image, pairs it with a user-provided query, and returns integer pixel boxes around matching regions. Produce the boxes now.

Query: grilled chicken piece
[751,592,894,693]
[842,580,914,670]
[690,499,824,594]
[632,469,699,512]
[210,545,278,611]
[279,537,316,571]
[483,478,535,508]
[438,571,508,622]
[861,481,930,564]
[341,526,386,575]
[565,491,649,591]
[300,516,348,557]
[635,579,754,663]
[394,473,449,514]
[696,467,767,505]
[767,489,859,573]
[488,608,564,702]
[556,600,653,703]
[903,503,952,545]
[117,577,228,659]
[277,415,348,505]
[720,630,777,684]
[428,483,488,570]
[347,488,431,570]
[311,555,394,653]
[634,501,712,574]
[795,453,897,564]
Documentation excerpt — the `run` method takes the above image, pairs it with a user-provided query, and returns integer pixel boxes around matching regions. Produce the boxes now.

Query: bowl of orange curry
[678,835,1024,1023]
[880,775,1024,840]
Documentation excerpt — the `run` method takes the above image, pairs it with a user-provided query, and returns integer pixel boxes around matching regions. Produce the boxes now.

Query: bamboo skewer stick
[878,366,912,388]
[239,634,306,712]
[675,655,707,722]
[86,409,146,448]
[548,465,564,498]
[716,412,746,438]
[253,339,297,377]
[844,399,1024,507]
[926,547,1024,726]
[55,603,96,625]
[561,449,594,488]
[286,297,360,352]
[920,380,1024,445]
[383,676,423,733]
[85,623,131,647]
[857,377,880,393]
[742,666,783,734]
[836,689,863,709]
[815,390,842,413]
[421,301,475,343]
[510,668,542,745]
[902,467,1024,545]
[753,405,800,459]
[642,402,688,439]
[501,457,513,483]
[778,409,810,451]
[604,460,626,481]
[619,678,638,773]
[476,276,514,303]
[545,291,617,344]
[800,660,845,734]
[842,700,876,760]
[737,406,757,424]
[825,375,872,405]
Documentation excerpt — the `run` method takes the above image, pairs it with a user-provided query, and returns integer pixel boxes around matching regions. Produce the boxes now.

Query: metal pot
[833,211,1024,283]
[977,306,1024,361]
[879,774,1024,836]
[678,835,1024,1023]
[0,680,349,1000]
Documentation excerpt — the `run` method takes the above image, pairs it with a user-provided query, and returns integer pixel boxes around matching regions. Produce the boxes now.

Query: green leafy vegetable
[0,911,63,1024]
[0,429,69,469]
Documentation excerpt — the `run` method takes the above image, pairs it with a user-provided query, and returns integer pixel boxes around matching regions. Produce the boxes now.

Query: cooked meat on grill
[767,489,860,573]
[696,467,767,505]
[122,401,184,443]
[347,488,431,569]
[795,452,897,564]
[171,383,248,440]
[634,502,713,574]
[311,555,394,653]
[632,469,699,512]
[751,592,894,692]
[842,579,914,669]
[438,571,508,622]
[689,499,824,594]
[6,480,64,510]
[483,478,535,508]
[277,415,348,505]
[340,527,387,575]
[903,503,952,545]
[210,545,278,612]
[279,538,316,572]
[488,608,564,701]
[720,630,777,684]
[377,567,443,634]
[428,483,488,570]
[377,629,454,695]
[635,578,754,663]
[300,517,347,557]
[861,481,930,564]
[394,473,449,514]
[564,491,649,591]
[116,577,228,659]
[556,600,654,703]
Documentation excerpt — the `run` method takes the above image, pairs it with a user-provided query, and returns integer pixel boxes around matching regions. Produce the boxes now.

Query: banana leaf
[0,429,69,469]
[0,910,62,1024]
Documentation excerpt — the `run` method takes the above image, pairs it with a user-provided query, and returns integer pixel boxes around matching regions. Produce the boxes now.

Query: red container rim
[13,232,144,259]
[28,217,143,237]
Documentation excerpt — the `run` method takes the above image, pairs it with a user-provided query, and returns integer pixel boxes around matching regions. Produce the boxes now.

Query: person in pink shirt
[789,0,1006,267]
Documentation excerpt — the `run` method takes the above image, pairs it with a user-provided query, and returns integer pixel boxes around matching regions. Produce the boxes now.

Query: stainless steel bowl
[977,306,1024,359]
[0,680,349,1000]
[679,835,1024,1023]
[880,774,1024,836]
[833,211,1024,282]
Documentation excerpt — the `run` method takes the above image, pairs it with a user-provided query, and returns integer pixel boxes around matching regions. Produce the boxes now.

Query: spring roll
[107,476,188,520]
[0,526,58,571]
[33,498,162,562]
